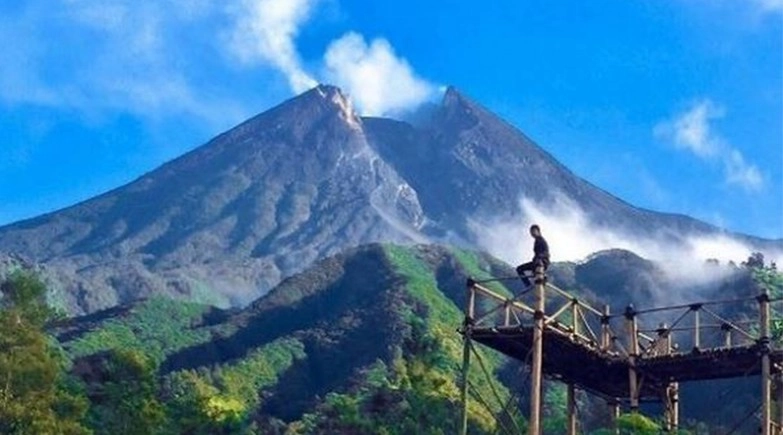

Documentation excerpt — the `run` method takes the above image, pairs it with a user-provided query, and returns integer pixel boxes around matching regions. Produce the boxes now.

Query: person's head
[529,224,541,237]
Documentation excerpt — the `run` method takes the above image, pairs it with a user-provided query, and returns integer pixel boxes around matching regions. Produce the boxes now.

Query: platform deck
[470,325,782,400]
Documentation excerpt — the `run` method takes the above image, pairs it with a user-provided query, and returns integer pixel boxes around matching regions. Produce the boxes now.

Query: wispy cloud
[229,0,318,93]
[0,1,247,128]
[654,99,764,191]
[724,149,764,189]
[751,0,783,13]
[323,32,437,116]
[470,193,763,268]
[685,0,783,16]
[655,100,724,158]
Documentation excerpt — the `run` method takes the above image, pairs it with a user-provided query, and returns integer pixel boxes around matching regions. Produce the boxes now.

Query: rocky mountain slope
[0,87,427,313]
[0,85,778,314]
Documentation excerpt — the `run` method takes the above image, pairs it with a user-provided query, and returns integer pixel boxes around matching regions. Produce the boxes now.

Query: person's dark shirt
[533,235,549,261]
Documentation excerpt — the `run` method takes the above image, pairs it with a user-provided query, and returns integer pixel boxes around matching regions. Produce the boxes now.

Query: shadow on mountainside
[160,246,402,373]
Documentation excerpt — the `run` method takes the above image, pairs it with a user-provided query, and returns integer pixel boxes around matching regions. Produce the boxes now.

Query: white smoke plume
[231,0,437,116]
[323,32,437,116]
[230,0,318,93]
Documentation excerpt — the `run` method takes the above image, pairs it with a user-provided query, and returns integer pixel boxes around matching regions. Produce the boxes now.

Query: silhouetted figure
[516,224,550,287]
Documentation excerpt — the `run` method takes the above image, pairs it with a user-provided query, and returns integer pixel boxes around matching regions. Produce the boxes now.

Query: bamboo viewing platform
[458,265,783,435]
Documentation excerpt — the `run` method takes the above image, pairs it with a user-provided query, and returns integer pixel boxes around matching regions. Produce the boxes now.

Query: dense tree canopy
[2,247,782,434]
[0,270,89,434]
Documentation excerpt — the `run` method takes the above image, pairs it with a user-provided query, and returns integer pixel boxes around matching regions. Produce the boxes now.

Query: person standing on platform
[516,224,550,287]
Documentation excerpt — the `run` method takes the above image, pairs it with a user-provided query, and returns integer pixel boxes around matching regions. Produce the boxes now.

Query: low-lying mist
[468,193,782,305]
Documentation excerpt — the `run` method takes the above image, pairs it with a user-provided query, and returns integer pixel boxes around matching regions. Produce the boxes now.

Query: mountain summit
[0,85,425,312]
[0,85,777,313]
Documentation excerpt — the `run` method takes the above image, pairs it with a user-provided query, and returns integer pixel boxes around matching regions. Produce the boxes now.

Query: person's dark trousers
[516,260,549,287]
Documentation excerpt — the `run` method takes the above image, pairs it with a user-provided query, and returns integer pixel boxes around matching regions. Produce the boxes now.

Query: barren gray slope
[0,86,425,313]
[365,87,780,248]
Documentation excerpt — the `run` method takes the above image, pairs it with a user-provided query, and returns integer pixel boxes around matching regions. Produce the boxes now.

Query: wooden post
[663,380,680,432]
[460,331,471,435]
[692,305,701,351]
[761,291,772,435]
[669,383,680,432]
[777,374,783,433]
[467,278,476,321]
[529,263,546,435]
[567,383,577,435]
[657,323,678,432]
[601,305,611,352]
[572,301,579,339]
[626,304,640,411]
[460,278,476,435]
[668,329,679,432]
[722,322,732,348]
[609,399,621,435]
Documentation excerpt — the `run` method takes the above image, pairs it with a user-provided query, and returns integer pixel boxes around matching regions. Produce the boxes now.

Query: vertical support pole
[529,263,546,435]
[668,328,679,432]
[670,383,679,432]
[460,332,471,435]
[662,372,680,430]
[609,399,620,435]
[460,278,476,435]
[504,301,511,327]
[761,290,772,435]
[722,323,733,348]
[567,383,577,435]
[467,278,476,321]
[692,305,701,351]
[657,323,678,432]
[626,304,640,412]
[571,300,580,339]
[776,374,783,434]
[601,305,611,352]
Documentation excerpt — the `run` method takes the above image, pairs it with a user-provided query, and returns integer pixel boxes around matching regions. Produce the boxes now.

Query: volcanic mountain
[0,85,778,314]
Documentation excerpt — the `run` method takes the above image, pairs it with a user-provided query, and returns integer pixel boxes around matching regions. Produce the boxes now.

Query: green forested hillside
[1,244,778,434]
[49,244,525,434]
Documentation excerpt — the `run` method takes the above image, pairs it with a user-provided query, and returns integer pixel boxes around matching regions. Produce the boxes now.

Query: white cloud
[654,100,764,191]
[724,149,764,189]
[470,193,780,271]
[685,0,783,16]
[229,2,437,115]
[323,32,437,116]
[229,0,318,94]
[752,0,783,12]
[654,100,724,158]
[468,193,783,303]
[0,1,247,129]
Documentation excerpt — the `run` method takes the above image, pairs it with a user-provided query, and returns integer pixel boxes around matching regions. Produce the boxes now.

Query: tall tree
[0,270,89,434]
[86,349,166,435]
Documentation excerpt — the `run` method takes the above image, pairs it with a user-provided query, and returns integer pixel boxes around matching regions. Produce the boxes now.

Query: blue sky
[0,0,781,238]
